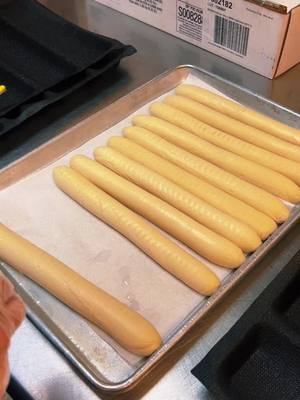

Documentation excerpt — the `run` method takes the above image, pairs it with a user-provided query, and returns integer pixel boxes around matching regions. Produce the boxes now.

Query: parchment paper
[0,74,293,377]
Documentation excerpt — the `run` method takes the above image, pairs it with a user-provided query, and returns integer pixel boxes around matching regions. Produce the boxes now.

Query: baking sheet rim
[1,64,300,392]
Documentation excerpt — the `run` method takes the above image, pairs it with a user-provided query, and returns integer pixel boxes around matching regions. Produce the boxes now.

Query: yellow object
[54,166,220,294]
[161,97,300,187]
[134,113,300,203]
[108,137,277,240]
[176,84,300,146]
[70,157,244,268]
[94,147,261,252]
[123,126,289,223]
[0,222,161,356]
[150,100,300,163]
[0,85,6,95]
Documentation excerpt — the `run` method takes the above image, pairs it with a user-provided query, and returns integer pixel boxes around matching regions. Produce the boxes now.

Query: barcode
[213,15,249,56]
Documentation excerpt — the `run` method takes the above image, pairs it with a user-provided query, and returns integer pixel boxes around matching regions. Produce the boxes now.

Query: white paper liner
[0,74,293,369]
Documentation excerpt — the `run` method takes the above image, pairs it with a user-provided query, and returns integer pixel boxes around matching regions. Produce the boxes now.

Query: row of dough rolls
[52,83,299,355]
[2,82,299,357]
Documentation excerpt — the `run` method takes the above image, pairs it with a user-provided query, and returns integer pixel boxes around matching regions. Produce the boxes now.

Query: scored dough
[134,112,300,203]
[53,166,221,294]
[94,147,261,252]
[108,136,277,240]
[123,126,289,223]
[69,157,245,268]
[176,84,300,146]
[151,95,300,163]
[137,108,300,188]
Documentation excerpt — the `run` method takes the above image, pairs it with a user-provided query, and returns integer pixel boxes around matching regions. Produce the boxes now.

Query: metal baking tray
[1,65,300,392]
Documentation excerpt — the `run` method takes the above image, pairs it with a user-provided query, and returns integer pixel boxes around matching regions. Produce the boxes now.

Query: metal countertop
[4,1,300,399]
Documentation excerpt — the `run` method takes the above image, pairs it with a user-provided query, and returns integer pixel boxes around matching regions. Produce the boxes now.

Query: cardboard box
[95,0,300,78]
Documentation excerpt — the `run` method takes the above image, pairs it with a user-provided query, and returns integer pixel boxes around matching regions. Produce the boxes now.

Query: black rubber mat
[0,0,135,136]
[192,250,300,400]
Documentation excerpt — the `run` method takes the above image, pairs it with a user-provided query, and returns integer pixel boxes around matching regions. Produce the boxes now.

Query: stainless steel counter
[5,1,300,399]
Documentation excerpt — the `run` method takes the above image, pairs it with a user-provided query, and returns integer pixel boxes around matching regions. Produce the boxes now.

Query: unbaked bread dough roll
[123,126,289,223]
[0,223,161,356]
[176,84,300,146]
[144,100,300,187]
[69,158,244,268]
[153,98,300,163]
[108,137,277,240]
[94,147,261,252]
[53,167,221,293]
[133,114,300,202]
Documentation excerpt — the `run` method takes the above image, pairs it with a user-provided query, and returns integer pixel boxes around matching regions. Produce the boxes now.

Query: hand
[0,275,25,397]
